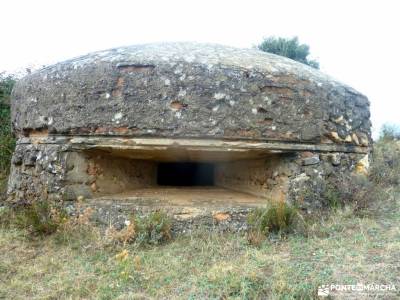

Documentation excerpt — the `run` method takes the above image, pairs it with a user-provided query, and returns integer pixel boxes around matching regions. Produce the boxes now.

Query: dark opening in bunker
[72,145,280,206]
[157,162,215,186]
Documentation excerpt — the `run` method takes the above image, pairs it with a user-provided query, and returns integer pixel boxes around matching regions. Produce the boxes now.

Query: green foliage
[321,134,400,212]
[379,123,400,141]
[355,176,385,212]
[247,201,298,235]
[258,36,319,69]
[0,74,16,194]
[312,173,382,212]
[135,210,172,245]
[370,136,400,187]
[323,184,342,209]
[14,200,68,236]
[0,206,14,227]
[0,74,15,103]
[106,210,173,246]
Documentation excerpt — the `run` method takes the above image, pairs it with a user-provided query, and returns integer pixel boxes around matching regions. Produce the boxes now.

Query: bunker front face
[8,43,371,229]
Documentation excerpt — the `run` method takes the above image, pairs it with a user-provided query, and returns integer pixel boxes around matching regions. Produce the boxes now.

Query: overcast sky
[1,0,398,138]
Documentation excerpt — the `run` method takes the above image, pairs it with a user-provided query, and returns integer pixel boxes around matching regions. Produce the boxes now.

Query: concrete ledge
[70,194,260,233]
[19,136,369,155]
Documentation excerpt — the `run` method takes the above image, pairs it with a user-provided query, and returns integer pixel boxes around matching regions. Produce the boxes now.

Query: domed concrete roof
[11,42,371,146]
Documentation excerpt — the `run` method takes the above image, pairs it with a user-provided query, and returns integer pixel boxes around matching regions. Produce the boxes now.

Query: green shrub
[370,139,400,186]
[247,201,298,235]
[379,123,400,141]
[321,173,384,212]
[14,200,68,236]
[323,184,342,209]
[318,128,399,212]
[258,36,319,69]
[0,74,16,198]
[135,210,172,245]
[344,175,383,212]
[106,210,172,246]
[0,75,16,170]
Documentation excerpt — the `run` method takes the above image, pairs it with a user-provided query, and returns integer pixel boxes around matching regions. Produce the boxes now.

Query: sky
[1,0,399,138]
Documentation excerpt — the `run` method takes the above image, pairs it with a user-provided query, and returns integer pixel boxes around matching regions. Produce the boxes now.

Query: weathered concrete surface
[7,43,372,229]
[7,136,368,206]
[71,196,256,233]
[12,42,371,146]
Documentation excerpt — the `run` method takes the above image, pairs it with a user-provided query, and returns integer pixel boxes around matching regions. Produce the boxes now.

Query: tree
[380,123,400,141]
[0,73,16,182]
[258,36,319,69]
[0,73,15,104]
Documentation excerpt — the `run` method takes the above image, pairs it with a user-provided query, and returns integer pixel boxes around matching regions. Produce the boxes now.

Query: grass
[0,188,399,299]
[247,200,299,235]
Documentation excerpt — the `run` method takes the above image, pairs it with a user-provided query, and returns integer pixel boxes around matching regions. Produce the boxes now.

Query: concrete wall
[11,43,371,147]
[216,158,274,197]
[6,137,369,213]
[64,151,157,199]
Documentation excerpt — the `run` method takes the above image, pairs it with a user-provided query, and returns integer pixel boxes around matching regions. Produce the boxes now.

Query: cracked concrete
[7,43,372,229]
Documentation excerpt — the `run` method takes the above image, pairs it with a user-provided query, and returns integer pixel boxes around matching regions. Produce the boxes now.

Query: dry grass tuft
[106,221,137,246]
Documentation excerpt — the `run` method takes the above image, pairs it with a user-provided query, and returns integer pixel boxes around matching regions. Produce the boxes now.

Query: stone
[322,162,334,176]
[355,154,369,175]
[352,133,360,145]
[213,212,231,222]
[11,152,23,166]
[302,156,320,166]
[64,185,92,201]
[344,135,352,143]
[90,182,97,192]
[300,151,315,158]
[333,115,344,124]
[329,153,341,166]
[304,166,319,177]
[23,152,37,166]
[300,125,320,141]
[358,133,369,146]
[329,132,341,142]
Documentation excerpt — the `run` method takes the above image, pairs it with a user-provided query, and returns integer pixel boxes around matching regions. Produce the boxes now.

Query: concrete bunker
[7,42,371,229]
